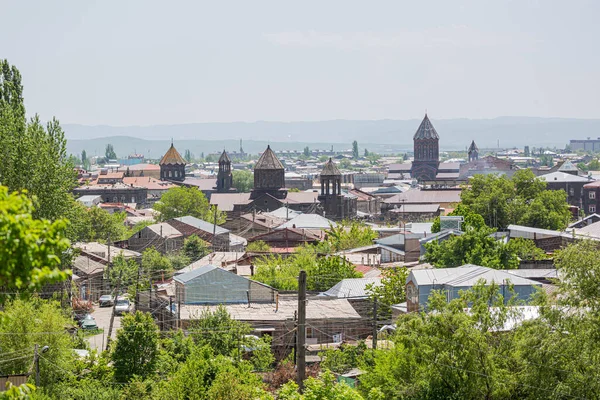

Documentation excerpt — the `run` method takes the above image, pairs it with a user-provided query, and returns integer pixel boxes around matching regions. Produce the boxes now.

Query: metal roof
[218,150,231,163]
[173,264,219,284]
[320,277,382,299]
[173,216,229,235]
[409,265,542,287]
[276,213,336,230]
[538,171,590,183]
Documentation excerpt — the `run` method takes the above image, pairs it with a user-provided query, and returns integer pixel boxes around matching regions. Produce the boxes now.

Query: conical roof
[255,145,284,170]
[468,140,479,152]
[413,114,439,140]
[558,160,578,172]
[219,150,231,163]
[159,144,186,165]
[321,158,341,176]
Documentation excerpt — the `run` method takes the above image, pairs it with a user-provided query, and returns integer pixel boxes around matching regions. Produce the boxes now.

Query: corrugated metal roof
[538,171,590,183]
[264,207,302,220]
[173,264,218,284]
[409,265,542,287]
[147,223,183,238]
[321,277,382,298]
[174,216,229,235]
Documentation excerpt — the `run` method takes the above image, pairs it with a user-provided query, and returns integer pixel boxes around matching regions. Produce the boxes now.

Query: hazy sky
[2,0,598,125]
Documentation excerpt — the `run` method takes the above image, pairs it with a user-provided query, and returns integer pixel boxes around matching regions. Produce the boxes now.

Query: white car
[98,295,114,307]
[114,298,132,315]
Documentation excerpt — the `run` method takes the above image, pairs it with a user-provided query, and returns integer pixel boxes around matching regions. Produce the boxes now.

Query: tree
[184,149,193,162]
[0,298,76,387]
[246,240,270,252]
[424,226,520,269]
[303,146,310,157]
[81,149,87,165]
[188,305,252,357]
[106,253,139,288]
[111,311,159,383]
[327,221,377,252]
[87,207,129,242]
[278,371,364,399]
[141,247,172,273]
[183,235,209,261]
[431,204,486,233]
[366,268,409,315]
[232,170,254,192]
[524,145,530,157]
[554,240,600,312]
[105,144,117,160]
[0,187,70,302]
[307,255,362,291]
[364,148,369,157]
[352,141,359,159]
[154,186,226,224]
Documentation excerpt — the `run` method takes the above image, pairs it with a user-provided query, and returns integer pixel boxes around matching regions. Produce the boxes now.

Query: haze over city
[1,0,599,128]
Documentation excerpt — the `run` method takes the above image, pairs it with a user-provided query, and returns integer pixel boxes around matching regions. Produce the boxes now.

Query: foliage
[352,140,359,159]
[431,204,486,233]
[87,208,129,242]
[320,341,369,374]
[303,146,310,157]
[246,240,271,252]
[0,298,76,387]
[278,371,364,399]
[106,254,139,288]
[153,186,225,224]
[366,267,409,316]
[424,226,520,269]
[248,335,275,372]
[141,248,172,273]
[231,170,254,192]
[104,144,117,160]
[129,220,154,236]
[0,383,36,400]
[505,237,547,261]
[554,240,600,312]
[460,169,571,230]
[165,252,191,271]
[182,235,209,261]
[111,311,159,383]
[253,246,362,291]
[326,221,377,252]
[188,305,252,357]
[184,149,193,163]
[0,187,70,301]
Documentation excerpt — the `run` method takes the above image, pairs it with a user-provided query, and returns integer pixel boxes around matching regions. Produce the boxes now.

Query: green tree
[524,145,530,157]
[87,207,129,242]
[424,226,520,269]
[184,149,193,163]
[154,186,225,224]
[105,144,117,160]
[111,311,159,383]
[0,187,70,302]
[141,247,172,273]
[0,298,76,387]
[188,305,251,357]
[327,221,377,252]
[231,170,254,192]
[352,141,359,159]
[278,370,364,399]
[81,149,87,165]
[431,204,486,233]
[246,240,270,252]
[307,255,362,291]
[303,146,310,157]
[366,268,409,316]
[182,235,209,261]
[106,254,139,288]
[364,148,369,157]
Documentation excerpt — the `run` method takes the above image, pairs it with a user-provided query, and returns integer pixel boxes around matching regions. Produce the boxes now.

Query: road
[86,305,122,350]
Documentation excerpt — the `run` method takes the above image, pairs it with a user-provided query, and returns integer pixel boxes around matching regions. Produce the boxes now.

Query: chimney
[250,264,255,276]
[275,292,279,312]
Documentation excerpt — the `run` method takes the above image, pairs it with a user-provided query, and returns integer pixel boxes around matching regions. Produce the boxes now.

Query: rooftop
[254,145,284,170]
[413,114,439,140]
[159,144,186,165]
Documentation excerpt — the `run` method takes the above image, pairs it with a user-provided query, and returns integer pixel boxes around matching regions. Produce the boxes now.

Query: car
[98,295,114,307]
[80,314,98,330]
[114,298,131,316]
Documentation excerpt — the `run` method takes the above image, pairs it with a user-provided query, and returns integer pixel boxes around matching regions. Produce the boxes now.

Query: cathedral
[410,113,440,181]
[159,142,186,182]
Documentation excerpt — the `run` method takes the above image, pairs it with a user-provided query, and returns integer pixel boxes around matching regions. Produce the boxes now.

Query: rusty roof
[159,144,186,165]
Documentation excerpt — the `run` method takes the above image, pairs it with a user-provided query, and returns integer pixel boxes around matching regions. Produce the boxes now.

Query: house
[386,203,441,222]
[507,224,573,252]
[126,222,185,253]
[221,212,286,238]
[71,255,107,301]
[76,195,102,207]
[583,181,600,215]
[174,265,277,305]
[568,213,600,229]
[176,252,248,275]
[248,228,324,250]
[320,277,382,299]
[538,171,592,207]
[336,244,406,265]
[406,265,543,312]
[276,213,336,230]
[349,188,380,215]
[165,216,235,252]
[382,188,461,213]
[375,233,425,262]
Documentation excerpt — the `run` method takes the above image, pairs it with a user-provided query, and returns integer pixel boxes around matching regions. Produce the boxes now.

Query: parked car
[80,314,98,330]
[114,298,131,316]
[98,295,114,307]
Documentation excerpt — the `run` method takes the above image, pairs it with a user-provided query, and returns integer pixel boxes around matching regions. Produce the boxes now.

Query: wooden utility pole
[297,270,307,392]
[106,270,122,351]
[372,297,378,351]
[134,261,142,309]
[34,344,40,387]
[212,206,218,251]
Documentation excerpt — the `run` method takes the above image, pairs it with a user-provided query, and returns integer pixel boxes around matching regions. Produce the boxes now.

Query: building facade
[411,114,440,181]
[216,150,233,192]
[159,143,186,182]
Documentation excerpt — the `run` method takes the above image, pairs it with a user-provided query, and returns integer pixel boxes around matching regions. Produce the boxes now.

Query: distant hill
[63,117,600,157]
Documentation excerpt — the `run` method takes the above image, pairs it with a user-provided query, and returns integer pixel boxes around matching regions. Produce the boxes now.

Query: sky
[1,0,599,126]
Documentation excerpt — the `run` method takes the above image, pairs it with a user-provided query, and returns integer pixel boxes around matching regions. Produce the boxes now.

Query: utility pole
[372,297,378,351]
[106,270,122,351]
[134,261,142,309]
[212,206,217,252]
[34,344,39,387]
[297,270,307,392]
[293,310,298,364]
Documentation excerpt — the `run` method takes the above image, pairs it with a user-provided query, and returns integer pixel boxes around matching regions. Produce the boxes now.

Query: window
[305,327,314,338]
[590,205,596,213]
[590,191,596,200]
[569,187,574,196]
[175,170,179,178]
[168,171,172,178]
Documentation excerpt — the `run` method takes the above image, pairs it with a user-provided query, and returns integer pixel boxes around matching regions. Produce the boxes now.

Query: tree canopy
[232,170,253,192]
[154,186,226,224]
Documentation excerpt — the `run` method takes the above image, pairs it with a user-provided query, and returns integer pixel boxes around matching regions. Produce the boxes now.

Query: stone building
[159,142,186,182]
[318,158,357,220]
[252,145,285,198]
[468,140,479,162]
[411,114,440,181]
[216,150,233,192]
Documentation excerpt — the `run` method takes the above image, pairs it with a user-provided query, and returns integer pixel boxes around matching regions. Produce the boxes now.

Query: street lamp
[34,344,49,387]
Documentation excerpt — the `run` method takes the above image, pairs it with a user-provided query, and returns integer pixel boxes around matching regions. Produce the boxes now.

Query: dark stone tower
[468,140,479,162]
[216,150,233,192]
[318,158,356,219]
[411,114,440,181]
[159,142,186,182]
[252,145,285,198]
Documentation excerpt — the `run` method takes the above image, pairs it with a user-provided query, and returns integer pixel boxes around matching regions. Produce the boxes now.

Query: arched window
[175,170,179,178]
[169,170,172,178]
